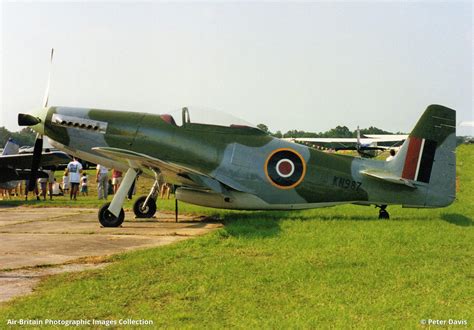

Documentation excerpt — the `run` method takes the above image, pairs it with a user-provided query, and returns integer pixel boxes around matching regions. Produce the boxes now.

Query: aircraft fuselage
[36,106,450,210]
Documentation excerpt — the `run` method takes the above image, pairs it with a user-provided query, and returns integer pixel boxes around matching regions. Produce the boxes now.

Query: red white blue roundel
[264,148,306,189]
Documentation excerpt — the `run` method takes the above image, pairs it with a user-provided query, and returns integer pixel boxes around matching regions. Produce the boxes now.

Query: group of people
[11,157,126,201]
[62,157,125,200]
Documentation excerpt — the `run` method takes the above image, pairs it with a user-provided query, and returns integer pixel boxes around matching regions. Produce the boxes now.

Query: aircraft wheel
[378,209,390,220]
[98,203,125,227]
[133,196,157,218]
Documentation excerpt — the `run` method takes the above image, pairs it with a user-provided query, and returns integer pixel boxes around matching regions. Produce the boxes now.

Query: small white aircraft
[0,138,70,189]
[285,127,408,158]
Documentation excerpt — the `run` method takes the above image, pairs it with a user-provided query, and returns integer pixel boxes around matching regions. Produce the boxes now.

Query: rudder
[391,104,456,207]
[2,138,20,156]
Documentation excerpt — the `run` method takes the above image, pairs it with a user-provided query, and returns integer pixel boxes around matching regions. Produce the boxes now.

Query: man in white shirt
[65,157,83,200]
[96,164,109,200]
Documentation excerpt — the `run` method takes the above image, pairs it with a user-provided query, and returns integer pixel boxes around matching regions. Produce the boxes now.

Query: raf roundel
[265,148,306,189]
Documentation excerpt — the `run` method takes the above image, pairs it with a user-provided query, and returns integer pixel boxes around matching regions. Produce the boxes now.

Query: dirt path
[0,207,222,303]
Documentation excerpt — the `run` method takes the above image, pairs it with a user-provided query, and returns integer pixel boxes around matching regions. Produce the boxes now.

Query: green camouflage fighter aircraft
[16,50,456,226]
[18,103,456,227]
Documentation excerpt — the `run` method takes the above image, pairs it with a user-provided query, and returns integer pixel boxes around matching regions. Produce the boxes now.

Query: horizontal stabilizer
[360,169,416,188]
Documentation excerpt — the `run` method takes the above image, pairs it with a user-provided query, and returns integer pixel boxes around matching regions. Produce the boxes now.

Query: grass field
[0,145,472,328]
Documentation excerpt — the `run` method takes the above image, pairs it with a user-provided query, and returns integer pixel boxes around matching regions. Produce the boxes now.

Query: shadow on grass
[219,209,381,239]
[0,200,25,208]
[222,210,379,222]
[220,211,283,239]
[441,213,473,227]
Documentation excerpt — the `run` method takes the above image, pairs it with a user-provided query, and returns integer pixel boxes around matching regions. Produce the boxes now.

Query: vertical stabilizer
[2,138,20,156]
[390,105,456,207]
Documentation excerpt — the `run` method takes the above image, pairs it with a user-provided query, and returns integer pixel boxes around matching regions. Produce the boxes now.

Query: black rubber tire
[378,209,390,220]
[98,202,125,227]
[133,196,157,218]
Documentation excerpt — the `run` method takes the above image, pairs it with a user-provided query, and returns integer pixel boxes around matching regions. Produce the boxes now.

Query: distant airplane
[17,49,456,226]
[285,127,408,158]
[0,138,70,188]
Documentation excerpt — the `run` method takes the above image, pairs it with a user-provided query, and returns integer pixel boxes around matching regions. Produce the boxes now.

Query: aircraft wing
[0,168,48,183]
[92,147,228,193]
[291,137,371,143]
[0,151,70,169]
[291,136,407,144]
[363,134,408,142]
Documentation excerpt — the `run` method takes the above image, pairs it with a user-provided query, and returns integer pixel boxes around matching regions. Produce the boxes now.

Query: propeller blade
[27,135,43,191]
[18,113,41,126]
[42,48,54,108]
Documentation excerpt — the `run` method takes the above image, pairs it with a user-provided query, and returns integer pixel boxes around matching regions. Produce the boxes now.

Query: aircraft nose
[18,107,49,135]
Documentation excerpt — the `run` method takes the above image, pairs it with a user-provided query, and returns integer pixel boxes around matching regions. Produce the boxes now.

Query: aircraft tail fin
[388,104,456,207]
[2,138,20,156]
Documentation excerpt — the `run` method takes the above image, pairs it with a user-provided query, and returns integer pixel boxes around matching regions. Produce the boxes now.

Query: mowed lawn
[0,145,472,328]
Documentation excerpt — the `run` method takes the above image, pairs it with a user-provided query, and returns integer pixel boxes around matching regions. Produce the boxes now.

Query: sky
[1,1,472,136]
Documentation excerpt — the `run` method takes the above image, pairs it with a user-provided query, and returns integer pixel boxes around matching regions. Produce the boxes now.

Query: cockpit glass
[166,107,258,129]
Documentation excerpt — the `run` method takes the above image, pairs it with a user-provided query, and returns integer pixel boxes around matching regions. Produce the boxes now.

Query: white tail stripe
[414,138,425,180]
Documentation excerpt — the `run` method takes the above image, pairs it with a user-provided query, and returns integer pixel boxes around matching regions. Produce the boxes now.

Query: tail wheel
[98,202,125,227]
[378,205,390,220]
[133,196,157,218]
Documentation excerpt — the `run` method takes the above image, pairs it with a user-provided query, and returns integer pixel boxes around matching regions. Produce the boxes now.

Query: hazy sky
[1,1,472,136]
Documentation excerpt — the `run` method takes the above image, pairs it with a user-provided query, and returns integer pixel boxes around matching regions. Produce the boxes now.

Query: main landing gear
[98,202,125,227]
[98,168,138,227]
[377,205,390,220]
[98,168,163,227]
[133,180,159,218]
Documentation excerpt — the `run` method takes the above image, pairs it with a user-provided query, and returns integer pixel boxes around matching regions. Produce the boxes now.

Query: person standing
[111,169,123,194]
[62,170,70,194]
[80,172,89,196]
[45,169,55,200]
[65,157,83,200]
[96,164,109,200]
[37,175,48,201]
[160,183,172,199]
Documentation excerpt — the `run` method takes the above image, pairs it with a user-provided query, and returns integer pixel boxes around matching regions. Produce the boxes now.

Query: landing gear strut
[98,168,138,227]
[377,205,390,219]
[133,180,159,218]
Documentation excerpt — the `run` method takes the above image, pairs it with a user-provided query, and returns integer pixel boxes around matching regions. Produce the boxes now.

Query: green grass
[0,145,473,328]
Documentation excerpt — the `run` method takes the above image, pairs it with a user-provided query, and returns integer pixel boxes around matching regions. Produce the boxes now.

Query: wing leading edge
[92,147,229,194]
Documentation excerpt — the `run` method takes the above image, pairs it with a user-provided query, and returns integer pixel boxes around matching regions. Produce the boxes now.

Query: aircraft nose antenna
[18,113,41,126]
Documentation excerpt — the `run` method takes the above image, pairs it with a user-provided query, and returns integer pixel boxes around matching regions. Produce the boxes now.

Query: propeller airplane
[284,127,408,158]
[0,138,70,189]
[18,50,457,226]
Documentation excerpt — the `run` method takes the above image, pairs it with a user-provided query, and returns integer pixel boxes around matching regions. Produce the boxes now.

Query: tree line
[0,127,37,147]
[256,124,400,138]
